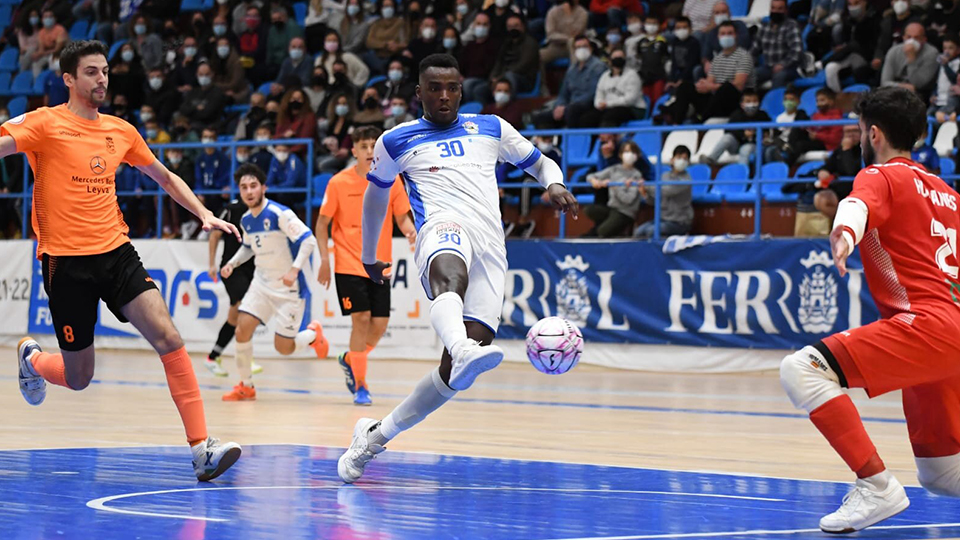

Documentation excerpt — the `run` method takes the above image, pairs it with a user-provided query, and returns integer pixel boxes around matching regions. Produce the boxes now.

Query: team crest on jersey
[263,218,271,231]
[555,255,591,324]
[797,250,839,333]
[463,121,479,135]
[105,137,116,154]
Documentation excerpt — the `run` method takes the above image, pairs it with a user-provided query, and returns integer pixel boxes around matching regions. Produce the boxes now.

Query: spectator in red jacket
[589,0,643,36]
[808,88,843,151]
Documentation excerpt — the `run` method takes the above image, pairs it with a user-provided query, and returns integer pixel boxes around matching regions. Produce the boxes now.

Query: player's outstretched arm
[0,135,16,159]
[831,197,869,277]
[362,183,392,284]
[525,154,579,219]
[136,160,241,241]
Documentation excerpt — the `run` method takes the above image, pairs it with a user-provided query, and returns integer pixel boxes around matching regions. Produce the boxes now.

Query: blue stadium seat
[713,163,751,202]
[794,160,824,178]
[516,72,541,99]
[688,163,720,203]
[459,101,483,114]
[565,134,596,167]
[941,158,956,186]
[631,131,662,162]
[225,104,251,114]
[0,47,18,72]
[843,83,870,94]
[793,71,826,89]
[365,75,386,88]
[217,135,233,142]
[257,81,273,96]
[0,71,11,96]
[293,2,308,25]
[7,96,27,118]
[181,0,206,10]
[108,40,127,61]
[0,6,11,30]
[759,162,796,202]
[310,173,333,207]
[10,71,33,96]
[761,87,785,118]
[33,69,53,95]
[651,93,671,117]
[70,20,89,41]
[800,87,821,116]
[727,0,748,16]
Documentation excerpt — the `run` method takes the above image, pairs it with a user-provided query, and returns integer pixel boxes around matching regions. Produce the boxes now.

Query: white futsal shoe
[191,437,242,482]
[17,337,46,406]
[338,418,385,484]
[448,340,503,391]
[820,475,910,533]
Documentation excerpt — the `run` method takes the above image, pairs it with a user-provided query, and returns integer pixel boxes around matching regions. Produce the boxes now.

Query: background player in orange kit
[780,86,960,533]
[316,126,416,406]
[4,40,242,481]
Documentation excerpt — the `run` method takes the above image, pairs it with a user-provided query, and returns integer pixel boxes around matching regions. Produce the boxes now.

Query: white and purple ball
[525,317,583,375]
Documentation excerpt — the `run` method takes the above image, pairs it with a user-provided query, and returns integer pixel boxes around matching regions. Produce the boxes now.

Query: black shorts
[41,242,158,352]
[222,261,254,305]
[335,273,391,317]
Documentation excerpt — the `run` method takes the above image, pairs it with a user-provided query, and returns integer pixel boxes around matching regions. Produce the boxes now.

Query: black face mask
[507,29,522,40]
[611,57,626,69]
[364,97,378,109]
[312,75,327,87]
[273,20,285,29]
[289,100,303,111]
[173,125,187,135]
[250,105,264,116]
[409,10,421,19]
[334,72,348,84]
[163,27,177,38]
[770,12,785,24]
[267,110,278,122]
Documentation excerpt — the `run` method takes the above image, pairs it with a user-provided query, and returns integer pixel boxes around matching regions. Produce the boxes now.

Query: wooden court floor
[0,347,921,485]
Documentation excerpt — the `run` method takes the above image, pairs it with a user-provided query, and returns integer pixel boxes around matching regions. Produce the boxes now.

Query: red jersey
[848,157,960,319]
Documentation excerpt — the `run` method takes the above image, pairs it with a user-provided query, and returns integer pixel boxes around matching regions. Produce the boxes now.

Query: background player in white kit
[220,163,329,401]
[338,54,578,483]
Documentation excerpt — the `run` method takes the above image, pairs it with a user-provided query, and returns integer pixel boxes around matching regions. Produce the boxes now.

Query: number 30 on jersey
[437,141,465,158]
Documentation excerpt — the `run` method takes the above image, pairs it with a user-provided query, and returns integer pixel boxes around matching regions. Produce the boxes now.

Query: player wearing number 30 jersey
[780,86,960,534]
[337,54,578,484]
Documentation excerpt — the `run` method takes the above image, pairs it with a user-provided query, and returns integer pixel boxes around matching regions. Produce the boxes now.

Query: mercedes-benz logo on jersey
[89,156,106,175]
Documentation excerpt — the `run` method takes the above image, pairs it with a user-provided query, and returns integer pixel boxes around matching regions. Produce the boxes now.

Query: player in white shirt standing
[338,54,578,483]
[219,163,330,401]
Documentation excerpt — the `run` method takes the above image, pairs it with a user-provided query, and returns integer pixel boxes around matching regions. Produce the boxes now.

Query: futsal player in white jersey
[219,163,329,401]
[338,54,578,483]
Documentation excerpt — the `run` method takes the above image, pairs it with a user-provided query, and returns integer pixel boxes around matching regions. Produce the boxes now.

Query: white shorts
[238,278,306,338]
[414,217,506,333]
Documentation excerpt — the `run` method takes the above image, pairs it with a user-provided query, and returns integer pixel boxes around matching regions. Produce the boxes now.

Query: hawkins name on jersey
[240,199,314,297]
[366,114,542,238]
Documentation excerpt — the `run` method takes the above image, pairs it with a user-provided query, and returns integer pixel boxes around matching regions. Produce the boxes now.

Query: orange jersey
[320,166,411,277]
[1,105,157,258]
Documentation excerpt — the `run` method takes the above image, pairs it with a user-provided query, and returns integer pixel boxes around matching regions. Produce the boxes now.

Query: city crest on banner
[555,255,591,325]
[797,250,839,333]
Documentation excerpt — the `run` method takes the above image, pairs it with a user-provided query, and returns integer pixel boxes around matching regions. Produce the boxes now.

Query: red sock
[349,351,368,389]
[31,352,71,388]
[160,347,208,446]
[810,395,885,477]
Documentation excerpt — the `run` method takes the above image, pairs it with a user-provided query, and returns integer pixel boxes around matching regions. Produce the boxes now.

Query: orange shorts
[823,311,960,458]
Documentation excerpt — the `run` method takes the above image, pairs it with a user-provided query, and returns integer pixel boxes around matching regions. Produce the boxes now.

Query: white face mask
[494,91,510,104]
[347,4,360,16]
[495,0,510,7]
[574,47,591,62]
[290,48,304,61]
[197,75,212,87]
[391,104,406,117]
[457,3,469,14]
[42,17,55,29]
[184,46,198,58]
[621,152,638,166]
[236,153,249,163]
[146,129,158,139]
[141,111,154,122]
[644,23,659,35]
[904,38,921,51]
[719,35,736,49]
[606,33,621,44]
[165,50,176,64]
[255,135,270,142]
[893,0,909,14]
[535,139,553,152]
[627,22,642,35]
[217,45,230,58]
[714,13,729,25]
[213,24,227,36]
[421,27,436,40]
[443,37,457,49]
[168,155,182,165]
[50,59,60,72]
[474,25,489,38]
[201,137,216,145]
[674,28,690,41]
[149,77,163,90]
[121,50,134,62]
[381,7,395,18]
[388,69,403,82]
[673,158,689,172]
[275,151,289,162]
[335,104,350,116]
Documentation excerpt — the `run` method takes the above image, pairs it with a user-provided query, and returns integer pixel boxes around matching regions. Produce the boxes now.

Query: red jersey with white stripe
[847,157,960,319]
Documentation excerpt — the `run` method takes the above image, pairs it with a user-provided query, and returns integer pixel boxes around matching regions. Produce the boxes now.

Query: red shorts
[824,311,960,457]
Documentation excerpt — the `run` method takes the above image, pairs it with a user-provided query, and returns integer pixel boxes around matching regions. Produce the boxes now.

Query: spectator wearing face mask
[584,141,647,238]
[804,0,845,59]
[30,10,67,77]
[156,148,195,239]
[534,36,605,128]
[540,0,589,68]
[798,123,862,223]
[268,143,308,206]
[16,10,41,74]
[682,0,721,34]
[633,15,668,103]
[267,6,304,79]
[440,27,463,58]
[339,0,373,53]
[305,0,348,53]
[354,87,387,128]
[700,1,750,63]
[318,95,356,172]
[110,45,147,109]
[175,37,203,92]
[235,92,269,140]
[276,89,317,156]
[751,0,802,88]
[667,17,702,90]
[179,62,229,131]
[238,6,271,85]
[129,15,165,70]
[304,67,332,115]
[700,90,768,166]
[588,0,643,32]
[143,68,181,126]
[481,79,524,129]
[43,53,68,107]
[763,86,809,164]
[483,0,522,41]
[876,0,922,68]
[491,15,542,96]
[449,0,478,36]
[881,22,940,100]
[408,16,444,69]
[317,30,370,87]
[822,0,881,92]
[634,145,694,239]
[460,13,501,103]
[366,0,409,72]
[195,127,232,217]
[211,38,251,103]
[276,37,314,87]
[930,33,960,123]
[374,59,418,105]
[250,125,277,172]
[592,50,646,126]
[144,119,172,146]
[384,96,415,129]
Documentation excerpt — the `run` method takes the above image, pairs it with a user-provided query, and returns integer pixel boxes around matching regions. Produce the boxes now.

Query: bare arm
[136,159,240,241]
[207,229,222,282]
[315,214,333,288]
[395,211,417,246]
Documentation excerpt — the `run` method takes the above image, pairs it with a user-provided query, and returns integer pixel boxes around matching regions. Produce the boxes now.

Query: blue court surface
[1,444,959,540]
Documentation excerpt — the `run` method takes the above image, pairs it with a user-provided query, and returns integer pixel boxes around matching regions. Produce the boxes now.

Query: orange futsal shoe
[307,321,330,359]
[222,382,256,401]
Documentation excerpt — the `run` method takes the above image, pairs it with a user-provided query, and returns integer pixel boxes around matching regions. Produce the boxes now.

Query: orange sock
[160,347,208,446]
[31,352,70,388]
[364,344,374,354]
[349,351,368,389]
[810,395,884,477]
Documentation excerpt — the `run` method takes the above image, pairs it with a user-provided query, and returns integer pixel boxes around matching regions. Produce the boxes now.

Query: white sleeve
[279,209,316,269]
[367,135,400,188]
[523,154,565,190]
[497,116,542,170]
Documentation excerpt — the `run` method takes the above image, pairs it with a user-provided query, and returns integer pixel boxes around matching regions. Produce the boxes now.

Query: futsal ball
[525,317,583,375]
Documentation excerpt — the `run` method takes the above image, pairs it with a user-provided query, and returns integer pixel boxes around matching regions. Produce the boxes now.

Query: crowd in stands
[0,0,959,241]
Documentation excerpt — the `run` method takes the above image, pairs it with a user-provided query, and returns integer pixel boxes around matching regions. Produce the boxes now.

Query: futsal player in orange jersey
[781,86,960,532]
[316,126,416,406]
[5,40,241,481]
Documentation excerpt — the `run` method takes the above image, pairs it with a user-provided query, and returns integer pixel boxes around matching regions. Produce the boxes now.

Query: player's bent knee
[275,337,296,355]
[779,346,843,413]
[917,455,960,497]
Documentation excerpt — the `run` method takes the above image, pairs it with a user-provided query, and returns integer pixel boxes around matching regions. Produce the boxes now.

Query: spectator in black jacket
[699,90,769,166]
[143,67,181,127]
[783,123,861,225]
[667,16,701,91]
[179,62,228,131]
[823,0,881,92]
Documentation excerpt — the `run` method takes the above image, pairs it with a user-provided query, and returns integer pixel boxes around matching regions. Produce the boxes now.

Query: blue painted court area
[1,445,959,540]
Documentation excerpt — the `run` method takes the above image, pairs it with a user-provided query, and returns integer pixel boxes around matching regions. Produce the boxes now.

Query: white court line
[545,522,960,540]
[86,485,788,522]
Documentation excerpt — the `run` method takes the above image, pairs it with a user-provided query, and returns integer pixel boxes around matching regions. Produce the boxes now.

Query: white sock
[236,340,254,386]
[373,367,457,444]
[430,292,469,356]
[294,328,317,352]
[860,470,894,492]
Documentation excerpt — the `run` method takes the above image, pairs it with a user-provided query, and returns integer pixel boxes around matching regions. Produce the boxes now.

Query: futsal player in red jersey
[780,86,960,533]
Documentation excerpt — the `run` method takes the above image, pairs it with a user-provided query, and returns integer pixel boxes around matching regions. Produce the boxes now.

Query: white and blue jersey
[240,198,314,298]
[366,114,541,239]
